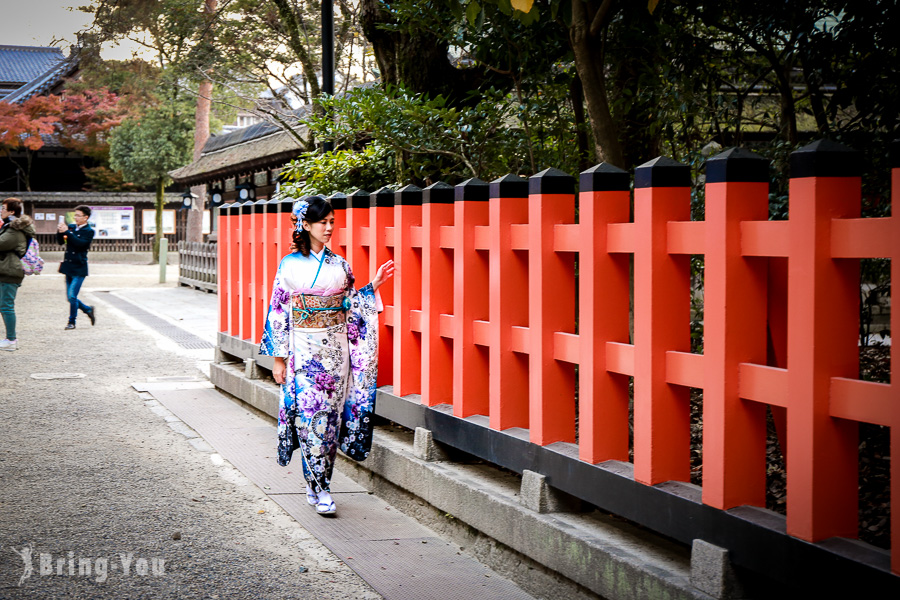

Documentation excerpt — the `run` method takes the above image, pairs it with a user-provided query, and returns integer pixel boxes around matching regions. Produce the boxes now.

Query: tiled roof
[201,103,313,153]
[0,46,65,85]
[2,48,80,104]
[169,83,376,185]
[169,126,308,185]
[14,191,182,205]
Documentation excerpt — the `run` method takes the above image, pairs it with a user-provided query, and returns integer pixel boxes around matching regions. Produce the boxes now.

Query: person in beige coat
[0,198,36,351]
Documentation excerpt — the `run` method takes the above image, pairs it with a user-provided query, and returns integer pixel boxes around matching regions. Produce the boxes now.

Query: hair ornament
[292,199,309,231]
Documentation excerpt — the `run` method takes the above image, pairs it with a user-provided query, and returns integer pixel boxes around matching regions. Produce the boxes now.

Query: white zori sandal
[315,491,337,516]
[306,486,318,506]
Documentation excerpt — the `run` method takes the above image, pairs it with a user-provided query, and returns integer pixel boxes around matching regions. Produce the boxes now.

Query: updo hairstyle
[292,195,334,256]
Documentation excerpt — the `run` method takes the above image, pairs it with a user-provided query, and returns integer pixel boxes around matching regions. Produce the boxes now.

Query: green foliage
[108,109,193,188]
[279,142,395,197]
[304,85,531,184]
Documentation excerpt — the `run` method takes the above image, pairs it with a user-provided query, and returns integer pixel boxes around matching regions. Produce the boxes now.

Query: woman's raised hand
[371,260,395,291]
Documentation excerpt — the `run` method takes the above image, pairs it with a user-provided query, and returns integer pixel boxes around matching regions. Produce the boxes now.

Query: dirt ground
[0,264,380,599]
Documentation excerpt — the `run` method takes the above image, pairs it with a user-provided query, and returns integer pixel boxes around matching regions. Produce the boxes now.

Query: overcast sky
[0,0,141,60]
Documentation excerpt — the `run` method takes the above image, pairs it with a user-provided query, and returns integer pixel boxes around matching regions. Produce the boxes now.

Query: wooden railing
[177,241,217,293]
[216,139,899,587]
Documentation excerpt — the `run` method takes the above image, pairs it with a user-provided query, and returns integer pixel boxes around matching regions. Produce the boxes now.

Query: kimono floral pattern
[338,289,379,460]
[259,248,379,495]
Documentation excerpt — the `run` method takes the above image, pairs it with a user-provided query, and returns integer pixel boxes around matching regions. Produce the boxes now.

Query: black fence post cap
[370,186,395,208]
[348,189,371,209]
[423,181,455,204]
[890,139,900,170]
[529,167,575,195]
[252,198,267,213]
[790,139,861,178]
[635,156,691,188]
[278,197,295,213]
[455,178,490,202]
[395,184,423,206]
[490,174,529,199]
[705,147,769,183]
[239,200,255,213]
[327,192,347,210]
[580,162,630,192]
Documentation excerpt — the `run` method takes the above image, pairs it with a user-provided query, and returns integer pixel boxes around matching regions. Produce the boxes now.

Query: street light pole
[322,0,334,153]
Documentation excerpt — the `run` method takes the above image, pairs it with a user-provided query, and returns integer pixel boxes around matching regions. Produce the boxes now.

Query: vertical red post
[327,192,347,254]
[278,198,294,257]
[240,199,255,341]
[488,175,529,430]
[393,185,423,396]
[230,200,247,339]
[528,168,576,445]
[633,157,692,485]
[452,178,490,417]
[890,138,900,574]
[578,164,631,462]
[702,148,770,509]
[370,186,394,386]
[345,190,371,288]
[217,202,233,334]
[786,140,861,541]
[260,198,280,335]
[249,199,265,343]
[421,182,455,407]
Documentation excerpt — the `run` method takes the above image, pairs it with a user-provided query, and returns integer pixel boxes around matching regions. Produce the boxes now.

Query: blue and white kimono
[259,247,380,494]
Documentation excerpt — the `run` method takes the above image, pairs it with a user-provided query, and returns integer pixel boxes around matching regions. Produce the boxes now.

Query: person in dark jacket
[0,198,36,351]
[56,204,96,330]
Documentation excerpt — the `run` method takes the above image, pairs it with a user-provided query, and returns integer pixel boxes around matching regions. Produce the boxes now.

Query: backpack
[20,237,44,276]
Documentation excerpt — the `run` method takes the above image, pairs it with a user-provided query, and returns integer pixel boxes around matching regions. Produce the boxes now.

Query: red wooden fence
[218,140,898,575]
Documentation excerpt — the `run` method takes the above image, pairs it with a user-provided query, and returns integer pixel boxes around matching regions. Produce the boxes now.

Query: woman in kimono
[260,196,394,516]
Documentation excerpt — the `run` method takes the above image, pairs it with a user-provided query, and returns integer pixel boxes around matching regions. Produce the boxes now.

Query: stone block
[413,427,449,462]
[213,347,229,363]
[690,539,747,599]
[244,358,263,380]
[520,469,583,514]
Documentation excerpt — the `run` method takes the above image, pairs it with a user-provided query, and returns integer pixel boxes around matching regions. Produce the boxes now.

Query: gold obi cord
[291,293,346,328]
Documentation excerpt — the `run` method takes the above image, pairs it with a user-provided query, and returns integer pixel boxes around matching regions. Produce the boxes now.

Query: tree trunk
[187,0,217,244]
[272,0,321,100]
[153,176,164,264]
[570,72,592,172]
[568,1,625,168]
[776,61,799,145]
[187,77,213,243]
[359,0,490,105]
[25,151,34,192]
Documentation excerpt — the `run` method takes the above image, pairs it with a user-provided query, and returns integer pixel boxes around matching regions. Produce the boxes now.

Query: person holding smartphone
[0,198,35,351]
[56,205,96,330]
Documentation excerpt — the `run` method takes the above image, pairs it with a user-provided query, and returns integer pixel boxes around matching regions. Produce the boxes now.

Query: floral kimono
[259,247,379,494]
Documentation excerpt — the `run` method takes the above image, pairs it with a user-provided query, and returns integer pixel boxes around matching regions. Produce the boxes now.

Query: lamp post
[181,189,199,210]
[322,0,334,153]
[235,183,255,201]
[209,186,224,234]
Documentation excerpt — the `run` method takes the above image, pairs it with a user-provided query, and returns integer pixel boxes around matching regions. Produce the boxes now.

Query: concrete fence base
[211,357,726,600]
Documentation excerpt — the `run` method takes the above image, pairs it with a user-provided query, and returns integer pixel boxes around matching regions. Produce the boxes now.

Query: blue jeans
[0,281,20,340]
[65,275,90,324]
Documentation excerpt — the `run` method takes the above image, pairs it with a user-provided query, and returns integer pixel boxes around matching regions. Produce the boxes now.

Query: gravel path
[0,264,381,599]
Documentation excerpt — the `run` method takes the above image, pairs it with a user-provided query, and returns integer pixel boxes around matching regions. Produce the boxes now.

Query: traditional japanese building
[169,114,309,209]
[0,45,182,251]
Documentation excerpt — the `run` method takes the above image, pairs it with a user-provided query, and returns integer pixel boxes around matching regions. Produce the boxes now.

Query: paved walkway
[0,263,533,599]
